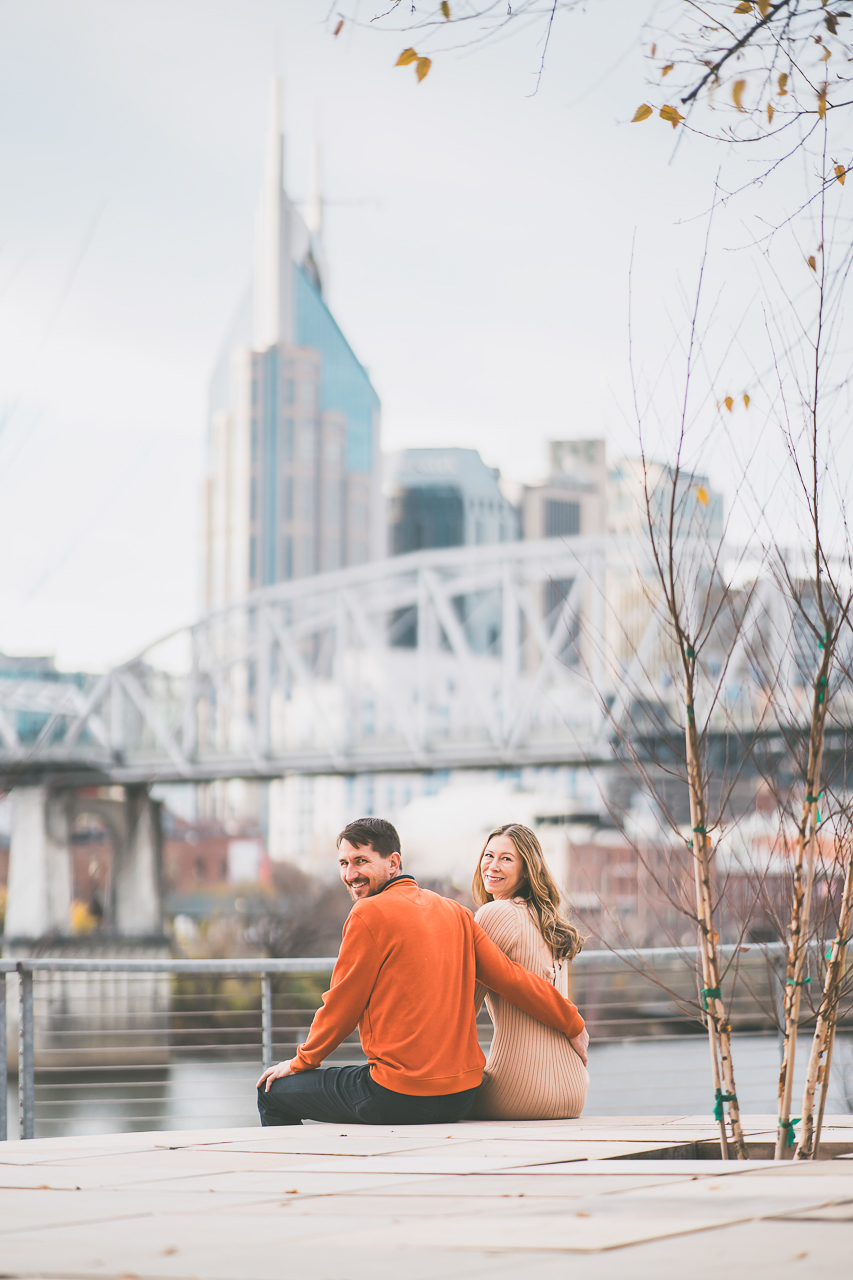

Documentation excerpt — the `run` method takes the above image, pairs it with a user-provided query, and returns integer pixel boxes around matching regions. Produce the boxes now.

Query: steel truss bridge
[0,536,842,788]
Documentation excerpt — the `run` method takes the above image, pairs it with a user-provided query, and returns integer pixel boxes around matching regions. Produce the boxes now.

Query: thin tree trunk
[775,647,831,1159]
[794,840,853,1160]
[684,666,747,1160]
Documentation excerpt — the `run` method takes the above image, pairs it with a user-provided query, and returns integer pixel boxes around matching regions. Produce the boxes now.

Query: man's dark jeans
[257,1064,479,1127]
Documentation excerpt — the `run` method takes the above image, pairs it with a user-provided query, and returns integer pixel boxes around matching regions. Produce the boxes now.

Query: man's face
[338,839,401,901]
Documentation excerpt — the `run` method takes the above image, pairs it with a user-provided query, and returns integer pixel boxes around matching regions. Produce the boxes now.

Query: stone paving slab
[0,1117,851,1278]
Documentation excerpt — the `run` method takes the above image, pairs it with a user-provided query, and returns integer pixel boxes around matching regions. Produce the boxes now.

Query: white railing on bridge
[0,536,842,784]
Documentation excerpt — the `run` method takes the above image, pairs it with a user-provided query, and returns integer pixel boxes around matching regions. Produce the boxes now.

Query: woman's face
[481,834,526,900]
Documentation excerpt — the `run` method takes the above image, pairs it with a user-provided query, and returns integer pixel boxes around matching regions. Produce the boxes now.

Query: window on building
[390,486,464,554]
[302,478,313,523]
[281,416,294,462]
[545,499,581,538]
[299,421,314,463]
[284,475,294,521]
[325,479,340,522]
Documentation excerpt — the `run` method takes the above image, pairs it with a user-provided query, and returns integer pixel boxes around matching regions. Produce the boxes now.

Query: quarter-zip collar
[375,873,418,896]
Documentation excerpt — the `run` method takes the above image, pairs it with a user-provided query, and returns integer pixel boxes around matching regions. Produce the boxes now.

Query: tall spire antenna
[254,76,293,349]
[306,141,323,239]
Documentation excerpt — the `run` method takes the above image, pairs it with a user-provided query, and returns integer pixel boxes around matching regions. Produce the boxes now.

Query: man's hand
[570,1028,589,1066]
[256,1061,295,1092]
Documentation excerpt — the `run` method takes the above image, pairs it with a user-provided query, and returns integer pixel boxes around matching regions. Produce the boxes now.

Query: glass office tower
[203,80,381,612]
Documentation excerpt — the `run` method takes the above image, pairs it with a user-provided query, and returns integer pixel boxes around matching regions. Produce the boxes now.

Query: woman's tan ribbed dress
[470,897,589,1120]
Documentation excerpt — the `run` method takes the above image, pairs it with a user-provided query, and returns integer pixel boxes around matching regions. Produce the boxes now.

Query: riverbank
[1,1117,853,1277]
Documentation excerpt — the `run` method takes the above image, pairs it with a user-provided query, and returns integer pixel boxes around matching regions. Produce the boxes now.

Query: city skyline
[0,0,816,671]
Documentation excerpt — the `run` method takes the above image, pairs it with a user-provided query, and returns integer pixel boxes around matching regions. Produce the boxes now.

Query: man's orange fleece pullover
[289,875,585,1096]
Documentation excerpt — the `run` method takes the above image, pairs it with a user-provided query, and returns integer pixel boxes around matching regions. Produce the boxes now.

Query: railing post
[261,972,273,1069]
[18,965,34,1139]
[0,971,7,1142]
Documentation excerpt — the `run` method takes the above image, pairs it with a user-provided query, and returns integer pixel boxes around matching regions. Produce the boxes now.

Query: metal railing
[2,942,847,1141]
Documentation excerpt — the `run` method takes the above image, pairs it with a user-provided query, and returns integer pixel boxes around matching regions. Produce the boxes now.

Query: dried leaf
[767,102,775,123]
[808,255,817,270]
[818,85,828,118]
[333,18,343,36]
[696,486,709,505]
[757,0,771,13]
[632,104,653,122]
[821,45,833,60]
[396,48,418,66]
[651,42,657,56]
[441,0,451,17]
[416,56,432,82]
[660,104,684,127]
[743,393,750,408]
[734,1,753,11]
[733,79,747,111]
[662,63,674,76]
[835,163,846,185]
[778,72,789,96]
[825,13,839,32]
[724,396,734,412]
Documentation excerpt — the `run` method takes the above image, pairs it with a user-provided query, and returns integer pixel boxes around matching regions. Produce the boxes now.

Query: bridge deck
[1,1116,852,1277]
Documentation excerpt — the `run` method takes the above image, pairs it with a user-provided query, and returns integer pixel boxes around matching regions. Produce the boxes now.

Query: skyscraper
[203,81,382,612]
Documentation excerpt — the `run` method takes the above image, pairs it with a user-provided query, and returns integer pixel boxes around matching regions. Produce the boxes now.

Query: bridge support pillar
[113,786,164,936]
[4,786,73,939]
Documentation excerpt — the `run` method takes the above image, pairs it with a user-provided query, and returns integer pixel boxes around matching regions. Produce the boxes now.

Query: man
[257,816,587,1126]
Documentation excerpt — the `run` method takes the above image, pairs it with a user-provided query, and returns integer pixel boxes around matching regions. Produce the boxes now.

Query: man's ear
[390,851,402,874]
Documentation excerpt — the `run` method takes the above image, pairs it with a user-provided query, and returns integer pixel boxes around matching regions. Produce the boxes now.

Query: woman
[470,823,589,1120]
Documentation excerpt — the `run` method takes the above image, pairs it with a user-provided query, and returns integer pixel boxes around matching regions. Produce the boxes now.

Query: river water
[5,1033,851,1140]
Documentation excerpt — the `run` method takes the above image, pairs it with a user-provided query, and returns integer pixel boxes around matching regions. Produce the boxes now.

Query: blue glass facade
[294,265,378,475]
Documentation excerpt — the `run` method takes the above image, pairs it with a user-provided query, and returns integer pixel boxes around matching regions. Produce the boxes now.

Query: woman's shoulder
[475,898,525,945]
[475,897,524,922]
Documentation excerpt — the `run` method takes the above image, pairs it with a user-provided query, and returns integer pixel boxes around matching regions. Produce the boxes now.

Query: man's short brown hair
[337,817,401,858]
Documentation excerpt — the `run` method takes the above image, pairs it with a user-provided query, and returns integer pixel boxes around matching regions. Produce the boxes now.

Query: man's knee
[257,1079,301,1126]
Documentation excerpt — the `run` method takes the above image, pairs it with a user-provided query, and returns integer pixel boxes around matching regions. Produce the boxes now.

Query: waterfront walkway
[1,1116,852,1278]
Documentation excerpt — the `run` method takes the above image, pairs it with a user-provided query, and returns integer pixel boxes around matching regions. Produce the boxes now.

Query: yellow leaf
[734,1,753,11]
[396,48,418,66]
[835,163,846,185]
[632,104,653,122]
[767,102,774,123]
[743,393,750,408]
[696,486,709,506]
[660,104,684,127]
[808,255,817,270]
[821,46,832,61]
[662,63,674,77]
[333,18,343,36]
[757,0,771,13]
[441,0,451,17]
[818,85,828,118]
[733,79,746,112]
[416,56,432,82]
[778,72,789,96]
[724,396,734,412]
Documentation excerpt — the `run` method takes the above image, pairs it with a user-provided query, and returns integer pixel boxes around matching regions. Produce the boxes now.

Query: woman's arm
[474,901,522,1012]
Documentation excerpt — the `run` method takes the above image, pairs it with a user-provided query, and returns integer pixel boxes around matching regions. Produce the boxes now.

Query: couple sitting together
[257,816,589,1126]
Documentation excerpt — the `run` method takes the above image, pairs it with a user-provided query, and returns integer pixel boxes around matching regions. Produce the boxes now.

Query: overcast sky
[0,0,833,670]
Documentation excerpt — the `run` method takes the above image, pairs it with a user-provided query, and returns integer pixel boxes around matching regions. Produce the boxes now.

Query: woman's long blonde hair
[472,823,583,961]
